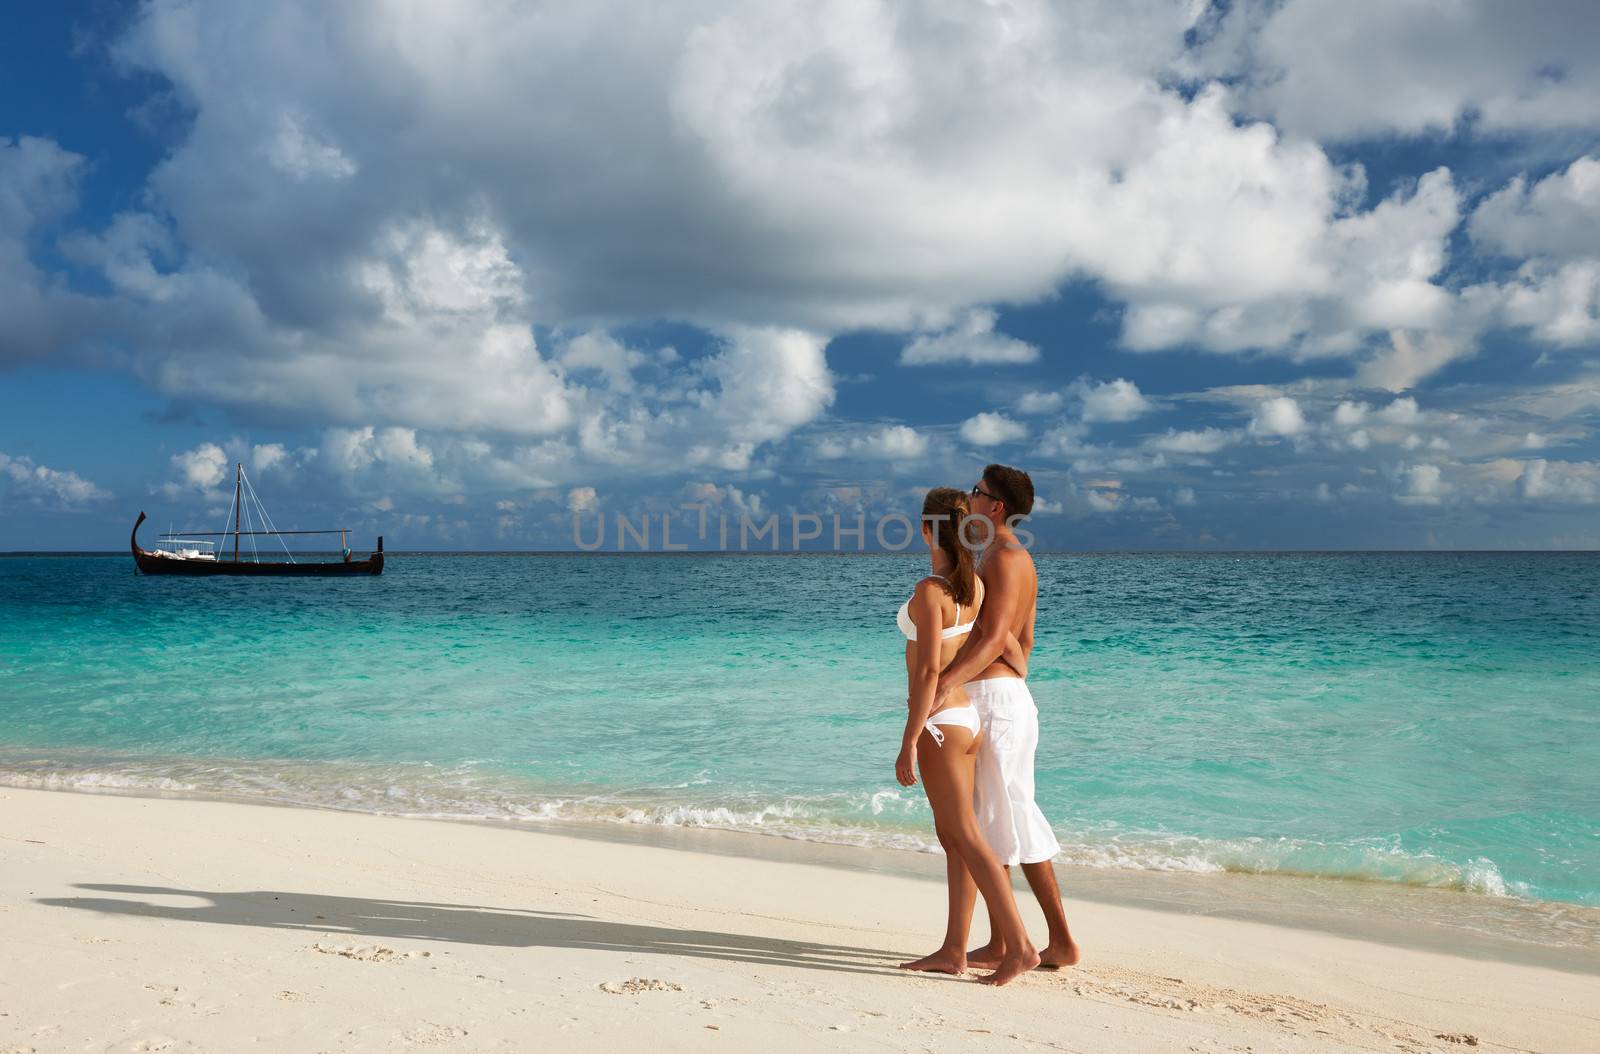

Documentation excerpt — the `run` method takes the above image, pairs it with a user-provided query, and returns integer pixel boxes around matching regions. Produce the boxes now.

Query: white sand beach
[2,786,1593,1053]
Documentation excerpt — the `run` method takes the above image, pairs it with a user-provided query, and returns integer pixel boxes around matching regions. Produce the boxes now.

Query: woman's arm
[935,547,1023,700]
[1000,599,1037,677]
[1000,629,1029,679]
[896,580,944,787]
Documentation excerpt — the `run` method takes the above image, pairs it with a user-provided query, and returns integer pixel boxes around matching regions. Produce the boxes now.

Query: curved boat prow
[132,511,146,554]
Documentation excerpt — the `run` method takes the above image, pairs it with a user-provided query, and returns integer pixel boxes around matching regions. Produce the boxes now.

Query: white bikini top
[897,574,980,641]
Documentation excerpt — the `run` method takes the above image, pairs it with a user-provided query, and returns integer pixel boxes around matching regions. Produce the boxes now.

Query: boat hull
[133,551,383,576]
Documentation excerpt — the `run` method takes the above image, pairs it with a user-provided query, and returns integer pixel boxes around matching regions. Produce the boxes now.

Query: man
[934,464,1079,971]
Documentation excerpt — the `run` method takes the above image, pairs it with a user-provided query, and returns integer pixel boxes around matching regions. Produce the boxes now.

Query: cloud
[0,135,83,230]
[1189,1,1600,141]
[559,329,649,391]
[864,425,926,459]
[1461,156,1600,351]
[1373,397,1422,426]
[1015,391,1063,415]
[0,452,110,507]
[1516,458,1600,504]
[1116,162,1463,360]
[36,0,1512,412]
[960,412,1028,447]
[1036,421,1091,459]
[814,424,927,460]
[1248,396,1308,437]
[682,480,767,518]
[567,486,599,513]
[1083,479,1126,513]
[1469,260,1600,349]
[321,427,436,488]
[1145,427,1237,454]
[705,327,834,445]
[899,309,1039,365]
[1470,156,1600,261]
[1396,462,1447,505]
[0,136,98,367]
[1333,401,1366,427]
[251,443,289,474]
[267,111,359,182]
[170,442,230,490]
[1076,378,1153,423]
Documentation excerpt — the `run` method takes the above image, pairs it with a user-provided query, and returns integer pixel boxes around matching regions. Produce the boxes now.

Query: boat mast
[233,462,242,563]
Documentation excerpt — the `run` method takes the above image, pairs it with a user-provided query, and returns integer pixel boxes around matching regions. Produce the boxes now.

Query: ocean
[3,552,1597,926]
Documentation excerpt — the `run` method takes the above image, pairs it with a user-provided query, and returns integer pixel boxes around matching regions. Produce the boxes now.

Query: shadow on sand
[39,883,909,977]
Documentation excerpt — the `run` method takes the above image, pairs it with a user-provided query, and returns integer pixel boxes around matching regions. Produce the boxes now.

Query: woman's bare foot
[1037,938,1081,968]
[898,948,967,974]
[979,945,1041,987]
[965,942,1004,968]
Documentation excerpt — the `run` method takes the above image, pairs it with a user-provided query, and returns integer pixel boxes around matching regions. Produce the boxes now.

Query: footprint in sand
[401,1024,469,1046]
[311,943,430,963]
[599,978,683,995]
[104,1036,206,1054]
[1434,1035,1479,1047]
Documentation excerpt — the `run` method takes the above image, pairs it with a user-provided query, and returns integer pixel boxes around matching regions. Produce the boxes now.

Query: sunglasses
[971,483,1000,502]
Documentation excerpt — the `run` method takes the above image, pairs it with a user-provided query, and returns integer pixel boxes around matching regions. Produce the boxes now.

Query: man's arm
[934,549,1022,699]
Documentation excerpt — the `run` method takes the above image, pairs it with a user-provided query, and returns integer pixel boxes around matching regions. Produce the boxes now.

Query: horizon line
[5,548,1598,557]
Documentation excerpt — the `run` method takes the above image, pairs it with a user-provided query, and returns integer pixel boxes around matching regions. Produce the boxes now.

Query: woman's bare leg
[898,816,974,974]
[913,728,1038,986]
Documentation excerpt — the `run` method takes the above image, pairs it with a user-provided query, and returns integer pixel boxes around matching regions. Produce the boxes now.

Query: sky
[1,0,1598,551]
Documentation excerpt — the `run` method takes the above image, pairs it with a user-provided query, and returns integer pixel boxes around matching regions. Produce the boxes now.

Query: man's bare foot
[965,942,1004,968]
[898,949,966,974]
[1037,939,1081,969]
[979,945,1040,987]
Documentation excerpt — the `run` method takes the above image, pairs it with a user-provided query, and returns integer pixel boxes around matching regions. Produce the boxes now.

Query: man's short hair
[983,463,1034,517]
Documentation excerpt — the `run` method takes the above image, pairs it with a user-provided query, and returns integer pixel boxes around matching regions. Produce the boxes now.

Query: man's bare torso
[977,541,1037,681]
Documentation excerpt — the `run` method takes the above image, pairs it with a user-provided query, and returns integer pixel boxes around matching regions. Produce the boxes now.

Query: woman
[894,488,1040,986]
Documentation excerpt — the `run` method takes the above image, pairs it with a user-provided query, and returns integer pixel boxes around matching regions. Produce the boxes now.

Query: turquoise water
[2,553,1597,911]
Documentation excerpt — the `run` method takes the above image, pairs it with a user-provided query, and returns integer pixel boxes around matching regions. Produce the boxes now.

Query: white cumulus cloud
[960,412,1028,447]
[1015,391,1064,415]
[1248,396,1308,437]
[1077,378,1153,423]
[1146,427,1237,454]
[899,309,1040,366]
[0,452,110,506]
[170,442,230,490]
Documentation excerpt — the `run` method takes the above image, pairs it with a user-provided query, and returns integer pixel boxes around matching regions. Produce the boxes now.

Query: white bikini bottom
[923,705,981,747]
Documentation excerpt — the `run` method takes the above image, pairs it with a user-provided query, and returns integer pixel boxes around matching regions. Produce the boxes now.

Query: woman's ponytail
[922,487,976,605]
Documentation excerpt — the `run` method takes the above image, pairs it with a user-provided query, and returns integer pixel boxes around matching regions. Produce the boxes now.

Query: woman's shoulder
[911,575,952,600]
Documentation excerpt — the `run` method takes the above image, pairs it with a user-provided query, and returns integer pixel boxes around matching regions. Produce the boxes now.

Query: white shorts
[966,678,1060,866]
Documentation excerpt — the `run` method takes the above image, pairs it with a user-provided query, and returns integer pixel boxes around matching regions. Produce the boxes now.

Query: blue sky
[2,1,1598,550]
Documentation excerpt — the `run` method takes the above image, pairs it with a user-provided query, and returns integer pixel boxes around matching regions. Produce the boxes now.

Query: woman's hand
[896,744,918,787]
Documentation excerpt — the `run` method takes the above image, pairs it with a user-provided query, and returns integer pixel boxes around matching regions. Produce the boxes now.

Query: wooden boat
[132,463,383,576]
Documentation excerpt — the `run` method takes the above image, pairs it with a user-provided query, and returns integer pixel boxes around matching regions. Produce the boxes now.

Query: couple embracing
[894,464,1079,987]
